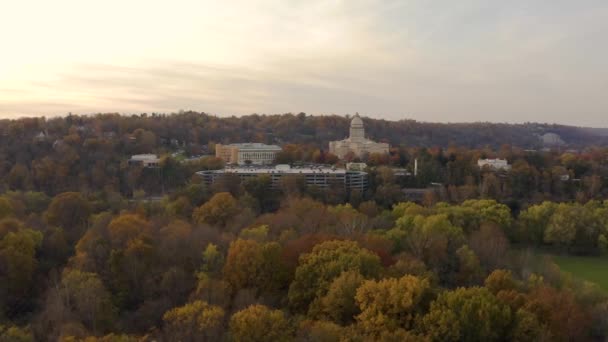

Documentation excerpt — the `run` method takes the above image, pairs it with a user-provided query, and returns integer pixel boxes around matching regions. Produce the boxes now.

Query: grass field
[552,254,608,291]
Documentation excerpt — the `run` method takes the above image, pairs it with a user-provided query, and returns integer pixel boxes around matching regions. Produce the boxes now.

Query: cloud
[0,0,607,126]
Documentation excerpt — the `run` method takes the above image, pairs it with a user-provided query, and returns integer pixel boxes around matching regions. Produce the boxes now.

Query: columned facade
[329,113,389,159]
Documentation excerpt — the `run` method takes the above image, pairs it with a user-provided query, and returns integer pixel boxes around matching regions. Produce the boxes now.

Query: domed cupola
[349,113,365,140]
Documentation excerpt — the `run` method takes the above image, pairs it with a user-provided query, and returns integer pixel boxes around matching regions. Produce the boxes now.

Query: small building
[329,113,389,159]
[477,158,511,171]
[346,162,367,171]
[196,164,368,191]
[215,143,282,165]
[541,133,565,147]
[402,188,433,203]
[34,131,48,142]
[129,154,160,168]
[391,168,412,177]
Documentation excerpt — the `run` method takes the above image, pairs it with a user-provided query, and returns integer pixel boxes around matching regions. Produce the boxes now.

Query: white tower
[349,113,365,141]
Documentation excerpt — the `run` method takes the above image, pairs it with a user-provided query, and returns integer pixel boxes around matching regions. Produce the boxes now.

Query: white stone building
[477,158,511,171]
[215,143,282,165]
[329,114,389,159]
[129,154,160,168]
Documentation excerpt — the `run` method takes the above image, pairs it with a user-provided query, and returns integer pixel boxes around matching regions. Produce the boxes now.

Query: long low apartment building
[196,164,368,191]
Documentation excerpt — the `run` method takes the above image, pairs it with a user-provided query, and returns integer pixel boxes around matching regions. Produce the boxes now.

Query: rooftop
[130,154,159,161]
[198,164,365,175]
[227,143,281,150]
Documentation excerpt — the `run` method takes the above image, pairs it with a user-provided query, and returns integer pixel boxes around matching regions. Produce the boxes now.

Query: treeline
[0,112,607,204]
[1,189,608,341]
[3,111,608,149]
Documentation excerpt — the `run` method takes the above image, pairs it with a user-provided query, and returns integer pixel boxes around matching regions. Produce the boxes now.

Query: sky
[0,0,607,126]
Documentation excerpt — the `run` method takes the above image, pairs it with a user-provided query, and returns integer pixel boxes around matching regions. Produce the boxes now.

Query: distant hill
[1,111,607,149]
[241,113,608,148]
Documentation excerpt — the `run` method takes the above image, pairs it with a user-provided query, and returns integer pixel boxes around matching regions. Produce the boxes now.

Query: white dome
[351,114,363,126]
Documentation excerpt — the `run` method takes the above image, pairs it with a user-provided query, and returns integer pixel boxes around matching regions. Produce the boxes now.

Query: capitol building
[329,114,389,159]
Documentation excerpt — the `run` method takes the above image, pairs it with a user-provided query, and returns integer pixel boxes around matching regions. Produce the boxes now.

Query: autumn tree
[107,214,151,249]
[229,304,291,342]
[162,300,225,342]
[192,192,240,227]
[45,192,91,243]
[469,223,509,271]
[484,269,519,296]
[328,204,369,236]
[296,320,344,342]
[313,270,364,324]
[106,214,156,310]
[222,239,288,295]
[522,286,591,342]
[355,275,430,336]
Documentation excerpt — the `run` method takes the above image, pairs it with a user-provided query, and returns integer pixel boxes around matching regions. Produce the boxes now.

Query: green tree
[543,204,580,250]
[460,199,512,233]
[454,245,482,286]
[166,196,193,219]
[288,240,381,313]
[60,269,115,333]
[0,228,42,314]
[201,243,224,276]
[516,201,557,244]
[239,225,269,242]
[511,308,543,342]
[401,214,465,273]
[0,325,34,342]
[419,287,512,342]
[545,203,604,254]
[0,197,14,220]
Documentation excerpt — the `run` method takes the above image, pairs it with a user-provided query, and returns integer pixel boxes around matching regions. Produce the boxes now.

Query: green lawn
[552,254,608,291]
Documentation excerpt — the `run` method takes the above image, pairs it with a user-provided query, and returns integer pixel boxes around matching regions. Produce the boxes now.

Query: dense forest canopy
[1,112,608,341]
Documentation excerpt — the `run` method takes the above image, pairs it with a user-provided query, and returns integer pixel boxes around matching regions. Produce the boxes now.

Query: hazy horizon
[1,1,607,127]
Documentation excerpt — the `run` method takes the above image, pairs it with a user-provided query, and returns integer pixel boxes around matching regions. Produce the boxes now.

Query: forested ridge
[2,111,608,150]
[1,112,608,341]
